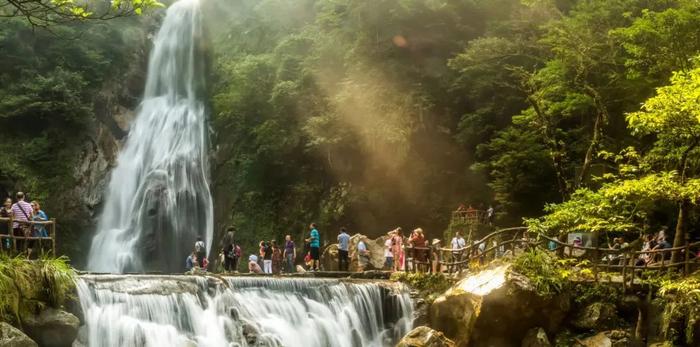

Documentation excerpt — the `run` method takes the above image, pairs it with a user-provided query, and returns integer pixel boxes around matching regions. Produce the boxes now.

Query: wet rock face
[576,330,631,347]
[521,327,551,347]
[572,302,619,331]
[22,308,80,347]
[429,265,570,347]
[321,234,387,271]
[0,322,37,347]
[397,326,455,347]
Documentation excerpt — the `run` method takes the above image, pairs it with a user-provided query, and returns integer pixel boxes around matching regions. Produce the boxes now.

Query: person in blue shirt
[337,227,351,271]
[306,223,321,271]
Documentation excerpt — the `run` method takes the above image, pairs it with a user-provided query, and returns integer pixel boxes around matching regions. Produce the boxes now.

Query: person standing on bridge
[1,198,13,250]
[337,227,351,271]
[306,223,321,271]
[11,192,32,254]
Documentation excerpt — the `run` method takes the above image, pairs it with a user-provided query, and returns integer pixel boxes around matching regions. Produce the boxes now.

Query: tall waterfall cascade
[76,275,414,347]
[88,0,213,273]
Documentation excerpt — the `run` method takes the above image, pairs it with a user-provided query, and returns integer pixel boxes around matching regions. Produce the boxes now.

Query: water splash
[76,275,413,347]
[87,0,212,273]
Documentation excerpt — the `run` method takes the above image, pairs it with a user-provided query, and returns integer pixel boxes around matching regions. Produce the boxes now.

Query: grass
[0,254,75,323]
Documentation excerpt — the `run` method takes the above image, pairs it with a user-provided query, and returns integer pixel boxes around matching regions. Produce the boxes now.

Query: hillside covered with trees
[1,0,700,259]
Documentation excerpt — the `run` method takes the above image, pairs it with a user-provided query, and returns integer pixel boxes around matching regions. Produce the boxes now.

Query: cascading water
[88,0,212,273]
[76,275,413,347]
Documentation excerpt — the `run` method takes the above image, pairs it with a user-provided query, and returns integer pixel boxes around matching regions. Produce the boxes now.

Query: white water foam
[88,0,213,273]
[77,275,413,347]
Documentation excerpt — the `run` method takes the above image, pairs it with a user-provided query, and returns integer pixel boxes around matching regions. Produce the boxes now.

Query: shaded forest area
[1,0,700,259]
[205,0,700,249]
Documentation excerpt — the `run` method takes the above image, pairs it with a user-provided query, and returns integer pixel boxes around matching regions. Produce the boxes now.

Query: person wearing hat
[248,254,263,274]
[431,239,442,273]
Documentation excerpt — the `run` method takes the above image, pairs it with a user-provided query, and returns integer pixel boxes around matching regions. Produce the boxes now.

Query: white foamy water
[76,275,413,347]
[88,0,212,273]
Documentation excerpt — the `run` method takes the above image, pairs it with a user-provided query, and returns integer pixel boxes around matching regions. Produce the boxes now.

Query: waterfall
[76,275,413,347]
[88,0,213,273]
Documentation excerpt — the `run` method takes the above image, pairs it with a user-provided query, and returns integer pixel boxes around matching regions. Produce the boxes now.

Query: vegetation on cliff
[0,256,75,324]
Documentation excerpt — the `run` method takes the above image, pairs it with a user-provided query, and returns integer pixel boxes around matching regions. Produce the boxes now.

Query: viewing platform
[0,217,56,256]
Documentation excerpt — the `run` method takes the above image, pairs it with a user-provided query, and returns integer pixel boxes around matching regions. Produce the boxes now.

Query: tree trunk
[671,199,687,264]
[576,86,608,189]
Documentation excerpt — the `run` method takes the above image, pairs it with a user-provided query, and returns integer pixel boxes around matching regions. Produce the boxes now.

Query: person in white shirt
[450,231,466,272]
[384,232,394,270]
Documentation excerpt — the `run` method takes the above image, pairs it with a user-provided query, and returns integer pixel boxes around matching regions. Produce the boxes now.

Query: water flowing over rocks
[429,265,570,347]
[396,326,455,347]
[76,274,413,346]
[0,322,37,347]
[87,0,213,273]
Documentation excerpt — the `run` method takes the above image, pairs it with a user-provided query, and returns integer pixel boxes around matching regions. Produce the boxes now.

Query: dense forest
[1,0,700,261]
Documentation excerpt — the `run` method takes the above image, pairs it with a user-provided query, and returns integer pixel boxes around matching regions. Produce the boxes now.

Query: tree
[627,66,700,262]
[0,0,163,27]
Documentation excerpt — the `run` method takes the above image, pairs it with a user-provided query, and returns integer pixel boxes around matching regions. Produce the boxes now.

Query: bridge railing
[0,217,57,256]
[403,227,700,289]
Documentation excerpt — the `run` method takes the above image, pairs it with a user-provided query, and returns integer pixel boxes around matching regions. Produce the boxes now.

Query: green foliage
[659,271,700,344]
[0,255,75,323]
[511,248,570,297]
[390,271,453,303]
[0,0,164,27]
[572,282,622,305]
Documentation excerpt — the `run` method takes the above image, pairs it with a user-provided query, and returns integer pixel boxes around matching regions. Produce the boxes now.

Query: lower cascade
[76,275,413,347]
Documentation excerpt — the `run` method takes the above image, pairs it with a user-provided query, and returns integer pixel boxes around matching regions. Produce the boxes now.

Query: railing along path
[402,227,700,291]
[0,217,57,256]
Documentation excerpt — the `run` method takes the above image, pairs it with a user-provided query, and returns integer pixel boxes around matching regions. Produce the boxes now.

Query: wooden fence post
[50,218,56,256]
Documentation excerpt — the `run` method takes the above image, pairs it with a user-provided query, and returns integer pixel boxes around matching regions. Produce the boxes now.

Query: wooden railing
[0,217,57,256]
[402,227,700,289]
[451,209,489,226]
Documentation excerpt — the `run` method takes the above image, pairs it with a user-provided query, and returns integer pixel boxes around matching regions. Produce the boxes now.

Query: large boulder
[575,330,631,347]
[522,327,551,347]
[573,302,618,331]
[23,308,80,347]
[396,326,455,347]
[0,322,37,347]
[321,234,386,271]
[430,265,570,347]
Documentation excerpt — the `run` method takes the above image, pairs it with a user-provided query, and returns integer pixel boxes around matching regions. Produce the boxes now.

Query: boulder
[522,327,551,347]
[576,332,611,347]
[23,308,80,347]
[396,326,455,347]
[575,330,631,347]
[430,265,570,347]
[320,234,386,271]
[573,302,618,331]
[0,322,37,347]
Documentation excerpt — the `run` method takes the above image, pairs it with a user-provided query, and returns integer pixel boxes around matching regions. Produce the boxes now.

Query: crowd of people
[0,192,51,257]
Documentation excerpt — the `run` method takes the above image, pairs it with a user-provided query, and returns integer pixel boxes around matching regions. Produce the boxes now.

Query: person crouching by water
[248,255,263,274]
[337,227,351,271]
[353,236,371,272]
[186,251,196,271]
